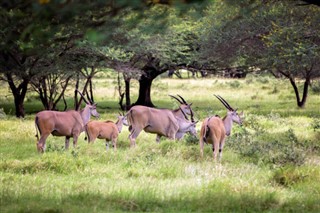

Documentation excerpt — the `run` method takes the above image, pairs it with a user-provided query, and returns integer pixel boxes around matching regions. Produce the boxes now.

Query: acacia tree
[199,0,320,107]
[104,5,205,107]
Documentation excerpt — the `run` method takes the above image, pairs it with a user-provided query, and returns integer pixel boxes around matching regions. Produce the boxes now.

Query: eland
[126,95,197,147]
[85,113,128,151]
[35,90,99,152]
[199,95,243,161]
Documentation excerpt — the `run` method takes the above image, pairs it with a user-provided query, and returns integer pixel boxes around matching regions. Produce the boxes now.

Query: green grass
[1,76,320,212]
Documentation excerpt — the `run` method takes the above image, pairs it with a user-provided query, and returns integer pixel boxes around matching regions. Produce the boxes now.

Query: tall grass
[0,75,320,212]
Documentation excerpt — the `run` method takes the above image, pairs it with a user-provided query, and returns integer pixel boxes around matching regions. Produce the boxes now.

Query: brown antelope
[154,94,195,142]
[199,95,243,161]
[126,99,198,147]
[85,114,128,151]
[35,90,99,152]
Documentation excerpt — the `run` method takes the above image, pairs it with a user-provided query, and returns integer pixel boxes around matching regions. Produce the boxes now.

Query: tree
[198,0,320,107]
[104,5,206,107]
[0,0,211,115]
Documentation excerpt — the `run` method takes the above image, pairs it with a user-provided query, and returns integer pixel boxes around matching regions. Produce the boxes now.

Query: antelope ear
[189,103,193,106]
[193,121,199,124]
[239,111,244,117]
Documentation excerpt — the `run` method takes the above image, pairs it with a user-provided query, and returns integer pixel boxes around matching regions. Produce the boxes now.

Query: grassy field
[1,75,320,212]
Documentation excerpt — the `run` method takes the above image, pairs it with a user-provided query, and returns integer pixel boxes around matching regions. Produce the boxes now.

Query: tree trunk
[289,77,310,108]
[125,78,131,109]
[7,76,29,118]
[74,73,80,109]
[134,75,155,107]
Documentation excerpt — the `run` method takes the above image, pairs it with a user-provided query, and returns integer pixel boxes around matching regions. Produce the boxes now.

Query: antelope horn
[76,89,89,105]
[218,95,234,111]
[214,95,234,111]
[177,94,188,104]
[179,106,189,121]
[189,105,195,122]
[169,95,183,104]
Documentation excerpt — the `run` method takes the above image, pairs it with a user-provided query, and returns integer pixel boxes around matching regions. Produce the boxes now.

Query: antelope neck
[80,106,91,126]
[222,115,233,136]
[116,119,123,133]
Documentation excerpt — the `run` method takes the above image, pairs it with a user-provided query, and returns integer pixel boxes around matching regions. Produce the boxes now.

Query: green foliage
[229,115,306,166]
[0,108,6,119]
[312,118,320,131]
[272,166,308,187]
[311,80,320,94]
[1,77,320,212]
[228,80,241,88]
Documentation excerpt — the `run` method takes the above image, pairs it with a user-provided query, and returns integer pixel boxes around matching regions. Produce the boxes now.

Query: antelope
[155,94,195,142]
[35,90,99,152]
[85,114,128,151]
[126,95,198,147]
[199,95,243,161]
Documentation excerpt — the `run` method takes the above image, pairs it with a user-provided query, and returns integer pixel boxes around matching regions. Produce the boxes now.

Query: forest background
[1,0,320,212]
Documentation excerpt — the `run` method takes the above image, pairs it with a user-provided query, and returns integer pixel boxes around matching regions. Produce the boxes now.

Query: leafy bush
[312,118,320,131]
[311,80,320,93]
[272,166,307,187]
[229,123,306,166]
[184,134,198,145]
[256,76,270,84]
[269,86,279,94]
[0,108,6,119]
[228,80,241,88]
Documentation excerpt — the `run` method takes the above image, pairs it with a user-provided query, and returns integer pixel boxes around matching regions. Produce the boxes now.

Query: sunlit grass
[0,75,320,212]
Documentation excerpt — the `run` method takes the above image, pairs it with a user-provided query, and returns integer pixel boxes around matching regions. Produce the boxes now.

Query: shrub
[228,80,241,88]
[184,134,198,145]
[311,80,320,93]
[229,127,306,166]
[312,118,320,131]
[0,108,6,119]
[269,86,279,94]
[256,76,269,84]
[272,166,307,187]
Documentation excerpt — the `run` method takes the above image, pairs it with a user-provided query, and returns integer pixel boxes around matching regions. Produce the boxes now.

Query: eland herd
[35,91,243,162]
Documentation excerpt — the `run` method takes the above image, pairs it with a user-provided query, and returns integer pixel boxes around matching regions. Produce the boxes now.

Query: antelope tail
[35,116,40,141]
[84,124,89,141]
[202,118,211,144]
[125,109,133,126]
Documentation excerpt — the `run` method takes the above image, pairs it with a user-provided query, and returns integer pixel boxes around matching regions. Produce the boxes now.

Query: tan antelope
[155,94,195,142]
[35,90,99,152]
[126,95,197,147]
[199,95,243,161]
[85,114,128,151]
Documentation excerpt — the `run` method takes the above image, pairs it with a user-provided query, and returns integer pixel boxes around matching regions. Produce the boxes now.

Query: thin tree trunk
[8,78,29,118]
[289,77,310,108]
[74,73,80,109]
[125,78,131,110]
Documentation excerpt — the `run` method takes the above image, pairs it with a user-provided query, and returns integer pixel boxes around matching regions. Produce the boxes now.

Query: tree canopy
[0,0,319,117]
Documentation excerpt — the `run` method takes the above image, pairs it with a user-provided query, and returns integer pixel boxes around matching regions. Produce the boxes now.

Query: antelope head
[214,95,243,125]
[118,112,128,126]
[76,89,100,118]
[169,94,195,122]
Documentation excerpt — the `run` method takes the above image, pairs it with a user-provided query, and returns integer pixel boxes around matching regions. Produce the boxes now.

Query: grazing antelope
[35,90,99,152]
[199,95,243,161]
[155,94,195,142]
[126,97,198,147]
[85,114,128,151]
